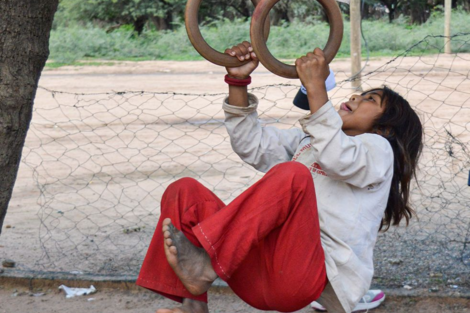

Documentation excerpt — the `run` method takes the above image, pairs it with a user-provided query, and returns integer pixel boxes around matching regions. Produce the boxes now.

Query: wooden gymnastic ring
[250,0,343,79]
[185,0,270,67]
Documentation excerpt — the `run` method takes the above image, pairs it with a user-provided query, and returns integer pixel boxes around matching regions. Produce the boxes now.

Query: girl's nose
[350,94,360,102]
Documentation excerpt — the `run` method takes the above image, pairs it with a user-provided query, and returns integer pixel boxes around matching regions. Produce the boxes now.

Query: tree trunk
[237,0,251,18]
[0,0,58,235]
[462,0,470,11]
[133,16,148,35]
[408,0,428,24]
[388,7,396,23]
[150,13,174,31]
[271,4,290,25]
[381,0,399,23]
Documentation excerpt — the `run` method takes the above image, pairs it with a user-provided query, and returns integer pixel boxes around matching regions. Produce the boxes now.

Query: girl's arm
[300,104,394,188]
[295,48,330,115]
[224,42,304,172]
[296,49,394,187]
[224,97,305,172]
[225,41,256,108]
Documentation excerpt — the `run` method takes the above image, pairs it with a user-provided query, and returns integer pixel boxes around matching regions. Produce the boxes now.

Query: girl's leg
[136,177,226,303]
[140,162,326,312]
[192,161,327,312]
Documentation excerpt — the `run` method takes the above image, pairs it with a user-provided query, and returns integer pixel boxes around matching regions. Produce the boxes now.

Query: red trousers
[136,162,327,312]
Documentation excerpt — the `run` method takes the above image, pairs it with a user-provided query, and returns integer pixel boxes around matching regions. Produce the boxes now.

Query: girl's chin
[338,108,353,114]
[338,110,350,120]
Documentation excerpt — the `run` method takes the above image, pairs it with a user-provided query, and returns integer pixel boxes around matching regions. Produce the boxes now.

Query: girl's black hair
[364,86,423,231]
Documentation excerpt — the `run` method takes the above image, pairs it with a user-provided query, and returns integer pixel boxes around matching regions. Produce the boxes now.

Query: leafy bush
[48,10,470,65]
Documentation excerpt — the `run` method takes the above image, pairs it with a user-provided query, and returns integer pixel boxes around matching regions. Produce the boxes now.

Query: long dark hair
[366,86,423,231]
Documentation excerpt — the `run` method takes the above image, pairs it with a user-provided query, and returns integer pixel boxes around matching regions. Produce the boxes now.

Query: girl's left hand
[225,41,259,79]
[295,48,330,91]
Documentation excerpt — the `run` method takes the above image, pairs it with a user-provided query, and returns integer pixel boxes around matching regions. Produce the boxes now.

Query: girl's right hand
[225,41,259,79]
[295,48,330,91]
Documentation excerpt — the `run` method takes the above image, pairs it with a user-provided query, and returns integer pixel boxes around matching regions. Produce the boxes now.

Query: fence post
[350,0,362,90]
[444,0,452,54]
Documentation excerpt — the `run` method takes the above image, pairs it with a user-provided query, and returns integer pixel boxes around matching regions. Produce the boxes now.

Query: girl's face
[338,90,386,136]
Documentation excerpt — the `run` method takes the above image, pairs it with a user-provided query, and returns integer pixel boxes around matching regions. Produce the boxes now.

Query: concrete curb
[0,268,228,292]
[1,268,469,299]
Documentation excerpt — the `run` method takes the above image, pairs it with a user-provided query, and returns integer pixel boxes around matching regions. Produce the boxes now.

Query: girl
[136,42,423,313]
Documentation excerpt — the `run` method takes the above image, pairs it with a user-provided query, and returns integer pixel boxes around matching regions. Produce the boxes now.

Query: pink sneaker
[311,290,385,312]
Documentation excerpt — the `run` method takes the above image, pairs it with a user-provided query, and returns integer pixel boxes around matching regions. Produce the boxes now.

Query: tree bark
[381,0,399,23]
[387,6,396,23]
[0,0,58,235]
[133,16,148,35]
[271,3,291,25]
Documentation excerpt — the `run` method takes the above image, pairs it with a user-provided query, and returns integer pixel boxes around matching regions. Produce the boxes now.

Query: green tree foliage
[268,0,350,24]
[381,0,470,24]
[56,0,186,32]
[55,0,470,32]
[55,0,280,32]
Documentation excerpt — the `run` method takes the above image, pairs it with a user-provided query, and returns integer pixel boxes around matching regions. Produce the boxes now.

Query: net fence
[7,33,470,291]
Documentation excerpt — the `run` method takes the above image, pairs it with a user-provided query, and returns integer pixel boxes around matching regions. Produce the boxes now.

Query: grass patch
[48,11,470,66]
[45,60,121,68]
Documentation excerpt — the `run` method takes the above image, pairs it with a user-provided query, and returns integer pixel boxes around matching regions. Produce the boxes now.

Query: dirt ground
[0,285,469,313]
[1,56,470,311]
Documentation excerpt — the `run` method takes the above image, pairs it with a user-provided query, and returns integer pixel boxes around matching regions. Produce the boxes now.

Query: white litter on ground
[58,285,97,298]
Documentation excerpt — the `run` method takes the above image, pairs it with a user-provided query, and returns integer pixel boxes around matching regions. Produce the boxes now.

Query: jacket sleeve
[223,94,305,173]
[299,101,394,188]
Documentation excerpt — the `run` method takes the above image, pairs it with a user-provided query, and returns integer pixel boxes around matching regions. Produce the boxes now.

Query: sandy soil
[0,286,469,313]
[1,55,470,311]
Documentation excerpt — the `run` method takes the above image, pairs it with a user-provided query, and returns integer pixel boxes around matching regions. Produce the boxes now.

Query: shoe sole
[311,294,386,312]
[353,294,385,312]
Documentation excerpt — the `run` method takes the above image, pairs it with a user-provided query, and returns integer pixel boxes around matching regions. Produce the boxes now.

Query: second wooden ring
[250,0,344,79]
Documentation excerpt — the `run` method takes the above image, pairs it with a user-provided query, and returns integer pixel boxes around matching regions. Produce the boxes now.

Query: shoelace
[360,296,370,313]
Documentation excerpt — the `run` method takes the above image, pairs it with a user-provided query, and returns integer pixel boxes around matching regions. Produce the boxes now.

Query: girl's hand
[225,41,259,79]
[295,48,330,92]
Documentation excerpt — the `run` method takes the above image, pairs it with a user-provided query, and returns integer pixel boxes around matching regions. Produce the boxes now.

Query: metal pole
[350,0,362,90]
[444,0,452,54]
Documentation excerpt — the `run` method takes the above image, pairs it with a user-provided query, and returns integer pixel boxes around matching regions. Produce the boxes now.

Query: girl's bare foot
[156,298,209,313]
[162,218,218,296]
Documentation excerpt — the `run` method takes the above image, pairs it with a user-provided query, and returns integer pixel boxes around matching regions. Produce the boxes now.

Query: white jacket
[223,94,394,313]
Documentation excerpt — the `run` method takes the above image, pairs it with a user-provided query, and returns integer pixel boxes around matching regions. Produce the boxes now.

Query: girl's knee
[165,177,200,194]
[272,162,312,181]
[161,177,202,209]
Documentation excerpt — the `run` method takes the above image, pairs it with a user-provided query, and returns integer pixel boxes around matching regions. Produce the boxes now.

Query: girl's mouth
[340,103,352,112]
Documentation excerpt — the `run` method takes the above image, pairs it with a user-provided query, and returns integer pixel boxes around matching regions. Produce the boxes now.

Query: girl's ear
[374,126,395,138]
